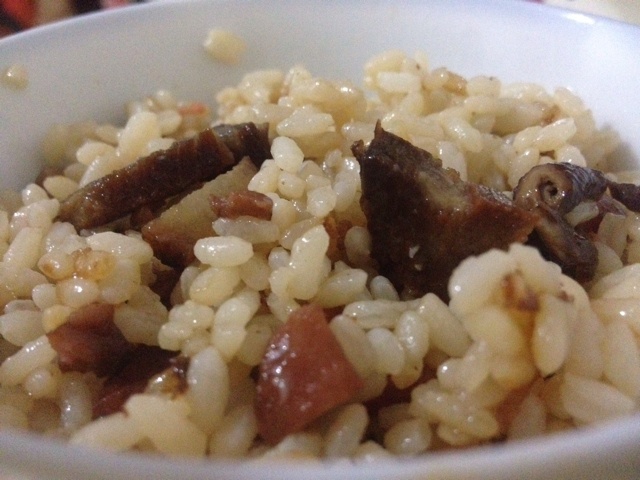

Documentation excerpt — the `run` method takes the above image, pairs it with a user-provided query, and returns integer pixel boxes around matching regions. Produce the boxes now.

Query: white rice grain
[0,310,43,346]
[158,300,214,351]
[194,236,253,267]
[97,259,140,304]
[314,268,368,308]
[0,336,57,386]
[125,394,207,456]
[189,266,241,307]
[186,346,229,435]
[532,294,574,376]
[272,136,305,173]
[287,225,330,300]
[383,418,432,455]
[209,404,258,457]
[22,364,60,399]
[70,412,143,452]
[561,373,635,424]
[419,293,471,358]
[601,319,640,398]
[367,328,405,376]
[86,232,153,265]
[58,372,94,432]
[3,227,44,269]
[323,403,369,458]
[203,29,246,65]
[329,315,376,379]
[212,288,261,361]
[117,111,161,165]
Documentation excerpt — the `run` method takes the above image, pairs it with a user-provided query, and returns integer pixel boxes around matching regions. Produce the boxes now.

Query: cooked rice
[203,29,247,65]
[0,48,638,461]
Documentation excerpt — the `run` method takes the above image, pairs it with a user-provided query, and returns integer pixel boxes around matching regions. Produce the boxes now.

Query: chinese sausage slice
[58,122,270,230]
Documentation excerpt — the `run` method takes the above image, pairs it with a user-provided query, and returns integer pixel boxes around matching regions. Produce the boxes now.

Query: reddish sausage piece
[210,190,273,220]
[255,304,364,445]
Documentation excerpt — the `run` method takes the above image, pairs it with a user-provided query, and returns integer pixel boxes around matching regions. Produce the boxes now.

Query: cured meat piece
[255,304,363,445]
[58,122,270,230]
[352,123,538,301]
[141,158,257,268]
[47,303,132,377]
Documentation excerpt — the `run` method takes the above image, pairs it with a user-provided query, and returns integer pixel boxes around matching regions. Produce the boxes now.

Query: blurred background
[1,0,639,38]
[0,0,141,37]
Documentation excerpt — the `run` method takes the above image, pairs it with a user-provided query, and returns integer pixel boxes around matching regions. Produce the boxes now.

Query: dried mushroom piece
[607,180,640,212]
[513,162,609,282]
[58,122,270,230]
[353,123,538,301]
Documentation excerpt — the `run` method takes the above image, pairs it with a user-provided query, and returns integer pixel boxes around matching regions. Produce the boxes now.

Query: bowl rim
[1,413,639,479]
[1,0,640,479]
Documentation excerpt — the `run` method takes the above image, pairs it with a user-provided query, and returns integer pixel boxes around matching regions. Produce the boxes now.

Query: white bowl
[1,1,640,479]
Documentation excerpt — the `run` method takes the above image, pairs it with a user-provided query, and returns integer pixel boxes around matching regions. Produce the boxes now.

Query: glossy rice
[1,49,639,460]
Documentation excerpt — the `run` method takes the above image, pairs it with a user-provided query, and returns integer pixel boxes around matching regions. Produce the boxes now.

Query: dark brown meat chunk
[513,162,610,282]
[92,346,184,418]
[209,190,273,220]
[352,123,538,301]
[58,122,270,230]
[47,303,133,377]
